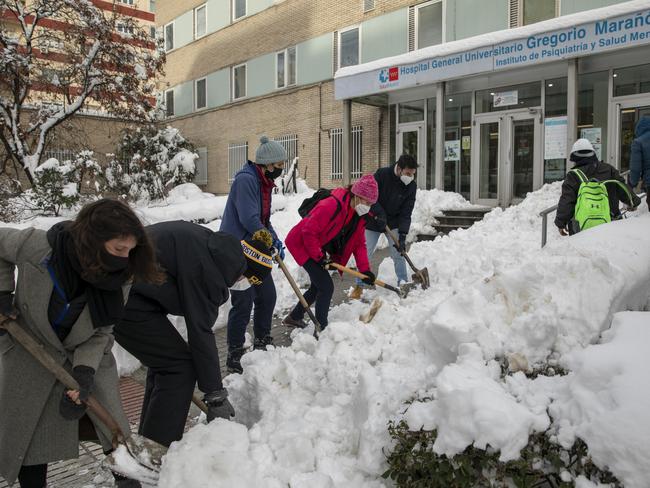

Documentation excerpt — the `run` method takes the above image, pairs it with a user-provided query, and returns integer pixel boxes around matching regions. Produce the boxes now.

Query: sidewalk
[0,248,391,487]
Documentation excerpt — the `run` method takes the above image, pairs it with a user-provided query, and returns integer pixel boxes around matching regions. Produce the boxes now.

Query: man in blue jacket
[351,154,418,298]
[629,115,650,211]
[220,135,287,373]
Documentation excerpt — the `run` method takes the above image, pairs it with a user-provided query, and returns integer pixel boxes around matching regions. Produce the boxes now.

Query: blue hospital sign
[335,7,650,100]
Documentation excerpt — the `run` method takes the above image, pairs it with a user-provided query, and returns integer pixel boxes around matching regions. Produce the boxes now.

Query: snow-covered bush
[101,125,197,201]
[31,151,102,216]
[384,419,621,487]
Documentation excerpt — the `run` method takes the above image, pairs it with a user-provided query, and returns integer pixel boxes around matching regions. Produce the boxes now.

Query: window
[509,0,557,27]
[116,23,134,36]
[330,126,363,180]
[363,0,375,12]
[165,89,174,117]
[150,26,156,39]
[195,4,207,39]
[613,63,650,97]
[523,0,556,25]
[276,47,297,89]
[195,78,207,110]
[164,22,174,51]
[228,142,248,183]
[475,82,541,113]
[149,0,155,12]
[416,1,443,49]
[118,0,134,4]
[233,64,246,100]
[274,134,298,165]
[338,27,360,69]
[233,0,246,21]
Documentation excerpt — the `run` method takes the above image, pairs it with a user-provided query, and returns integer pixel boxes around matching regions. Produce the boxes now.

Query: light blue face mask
[230,277,251,291]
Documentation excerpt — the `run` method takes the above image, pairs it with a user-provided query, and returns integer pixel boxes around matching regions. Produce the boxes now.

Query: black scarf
[46,222,128,330]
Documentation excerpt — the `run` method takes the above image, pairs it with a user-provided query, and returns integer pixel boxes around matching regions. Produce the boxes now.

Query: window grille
[364,0,375,12]
[43,149,76,162]
[330,126,362,180]
[228,142,248,183]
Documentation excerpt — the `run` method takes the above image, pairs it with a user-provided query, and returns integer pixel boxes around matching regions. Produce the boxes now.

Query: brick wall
[168,80,390,194]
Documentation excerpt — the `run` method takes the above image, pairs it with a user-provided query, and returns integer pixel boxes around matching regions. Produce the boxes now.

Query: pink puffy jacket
[286,188,371,272]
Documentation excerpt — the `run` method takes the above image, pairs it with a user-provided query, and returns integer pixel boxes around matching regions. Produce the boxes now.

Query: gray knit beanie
[255,135,287,165]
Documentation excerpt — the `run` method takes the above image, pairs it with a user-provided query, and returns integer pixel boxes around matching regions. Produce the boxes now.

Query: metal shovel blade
[123,433,168,470]
[103,442,161,485]
[411,267,430,289]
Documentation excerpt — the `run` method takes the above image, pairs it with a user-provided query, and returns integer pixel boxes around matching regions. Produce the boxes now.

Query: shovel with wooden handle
[0,318,166,484]
[274,254,322,337]
[327,262,408,299]
[384,226,430,290]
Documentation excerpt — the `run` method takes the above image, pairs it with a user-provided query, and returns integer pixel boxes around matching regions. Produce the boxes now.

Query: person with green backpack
[555,138,640,236]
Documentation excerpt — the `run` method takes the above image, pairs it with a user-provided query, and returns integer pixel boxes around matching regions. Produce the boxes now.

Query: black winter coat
[555,157,640,230]
[366,164,417,235]
[125,221,246,392]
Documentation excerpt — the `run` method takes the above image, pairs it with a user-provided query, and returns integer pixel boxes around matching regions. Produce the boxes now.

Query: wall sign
[544,116,568,160]
[493,90,519,107]
[336,7,650,100]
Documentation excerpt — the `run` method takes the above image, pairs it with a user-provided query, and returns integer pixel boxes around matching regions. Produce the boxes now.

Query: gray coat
[0,227,130,486]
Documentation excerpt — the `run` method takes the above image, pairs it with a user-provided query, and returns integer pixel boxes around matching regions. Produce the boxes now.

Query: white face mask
[355,203,370,216]
[230,277,251,292]
[400,174,414,185]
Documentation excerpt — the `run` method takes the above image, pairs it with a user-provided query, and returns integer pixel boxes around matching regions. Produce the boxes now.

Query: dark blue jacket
[630,116,650,188]
[366,164,417,235]
[220,161,277,241]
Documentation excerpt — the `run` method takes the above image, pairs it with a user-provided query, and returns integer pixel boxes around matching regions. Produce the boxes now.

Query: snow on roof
[335,0,650,80]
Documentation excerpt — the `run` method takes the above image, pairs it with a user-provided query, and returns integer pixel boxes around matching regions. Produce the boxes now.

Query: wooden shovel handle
[275,255,322,334]
[384,226,421,272]
[327,262,388,287]
[1,319,125,446]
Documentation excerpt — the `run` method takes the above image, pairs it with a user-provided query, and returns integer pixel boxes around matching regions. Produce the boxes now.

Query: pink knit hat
[351,174,379,204]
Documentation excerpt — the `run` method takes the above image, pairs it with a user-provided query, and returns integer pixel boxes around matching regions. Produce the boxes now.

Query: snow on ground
[3,180,649,486]
[156,183,650,488]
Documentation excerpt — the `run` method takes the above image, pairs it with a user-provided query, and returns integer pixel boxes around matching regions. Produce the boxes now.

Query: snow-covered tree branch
[0,0,165,184]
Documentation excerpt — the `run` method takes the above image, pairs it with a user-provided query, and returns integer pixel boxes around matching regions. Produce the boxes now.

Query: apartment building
[159,0,650,205]
[0,0,157,165]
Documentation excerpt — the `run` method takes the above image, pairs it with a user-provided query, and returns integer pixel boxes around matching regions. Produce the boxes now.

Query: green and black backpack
[570,168,634,232]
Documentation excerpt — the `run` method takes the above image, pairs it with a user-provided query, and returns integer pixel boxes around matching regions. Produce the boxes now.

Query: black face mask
[265,167,283,179]
[101,251,130,274]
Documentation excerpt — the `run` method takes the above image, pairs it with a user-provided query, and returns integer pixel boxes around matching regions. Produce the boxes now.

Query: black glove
[361,270,376,286]
[0,293,17,335]
[59,365,95,420]
[317,255,332,269]
[204,388,235,422]
[397,233,407,252]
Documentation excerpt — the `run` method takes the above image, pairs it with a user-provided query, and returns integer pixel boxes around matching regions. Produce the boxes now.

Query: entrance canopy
[334,0,650,100]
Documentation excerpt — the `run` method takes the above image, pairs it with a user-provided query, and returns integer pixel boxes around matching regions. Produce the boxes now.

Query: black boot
[253,335,274,350]
[226,347,245,374]
[282,314,307,329]
[113,471,142,487]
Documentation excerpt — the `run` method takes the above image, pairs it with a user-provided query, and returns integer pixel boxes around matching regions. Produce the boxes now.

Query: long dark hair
[68,199,164,284]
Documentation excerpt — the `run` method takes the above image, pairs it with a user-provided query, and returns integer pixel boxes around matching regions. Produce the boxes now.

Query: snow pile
[137,183,228,225]
[157,182,650,487]
[167,149,197,174]
[551,312,650,487]
[407,188,478,239]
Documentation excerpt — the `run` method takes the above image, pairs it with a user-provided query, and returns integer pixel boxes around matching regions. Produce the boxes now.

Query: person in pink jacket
[283,175,379,330]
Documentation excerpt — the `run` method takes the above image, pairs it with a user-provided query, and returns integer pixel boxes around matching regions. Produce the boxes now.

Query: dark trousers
[289,259,334,329]
[227,275,276,350]
[114,308,196,448]
[18,464,47,488]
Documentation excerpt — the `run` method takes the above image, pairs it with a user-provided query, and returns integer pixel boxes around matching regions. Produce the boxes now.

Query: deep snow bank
[157,184,650,487]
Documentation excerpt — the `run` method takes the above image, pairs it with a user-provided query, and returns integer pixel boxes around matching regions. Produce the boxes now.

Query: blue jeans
[357,228,408,285]
[227,275,276,350]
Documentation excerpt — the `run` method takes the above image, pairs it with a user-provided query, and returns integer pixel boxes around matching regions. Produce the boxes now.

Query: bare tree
[0,0,165,185]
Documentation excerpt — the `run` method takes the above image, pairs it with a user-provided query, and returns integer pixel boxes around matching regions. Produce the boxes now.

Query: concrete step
[440,208,492,218]
[435,214,484,227]
[433,223,473,235]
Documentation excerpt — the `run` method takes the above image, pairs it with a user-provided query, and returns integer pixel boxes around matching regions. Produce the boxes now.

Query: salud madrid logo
[379,67,399,88]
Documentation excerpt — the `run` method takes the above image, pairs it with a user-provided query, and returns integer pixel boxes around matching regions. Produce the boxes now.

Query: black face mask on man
[265,166,283,179]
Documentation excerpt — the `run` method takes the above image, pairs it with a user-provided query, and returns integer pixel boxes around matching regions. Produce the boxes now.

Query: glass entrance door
[397,123,426,188]
[472,111,541,206]
[617,102,650,173]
